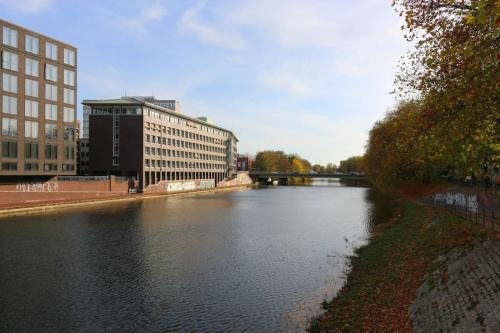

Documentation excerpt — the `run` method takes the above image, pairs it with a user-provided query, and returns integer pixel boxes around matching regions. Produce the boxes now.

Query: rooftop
[82,98,238,141]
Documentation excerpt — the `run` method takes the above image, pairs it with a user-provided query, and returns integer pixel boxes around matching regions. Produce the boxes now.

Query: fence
[431,197,499,232]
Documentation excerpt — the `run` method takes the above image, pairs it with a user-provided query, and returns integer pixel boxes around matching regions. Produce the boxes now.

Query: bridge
[249,171,368,183]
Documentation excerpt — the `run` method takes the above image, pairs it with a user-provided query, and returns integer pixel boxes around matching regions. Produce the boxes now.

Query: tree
[339,156,364,173]
[253,150,311,173]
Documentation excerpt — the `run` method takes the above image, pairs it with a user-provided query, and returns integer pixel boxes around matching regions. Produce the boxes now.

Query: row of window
[145,159,226,170]
[2,26,76,65]
[1,141,75,160]
[4,96,69,120]
[145,146,226,161]
[146,123,226,145]
[0,162,75,172]
[2,51,75,86]
[2,74,75,103]
[144,108,229,137]
[1,119,75,140]
[2,96,75,121]
[145,135,226,154]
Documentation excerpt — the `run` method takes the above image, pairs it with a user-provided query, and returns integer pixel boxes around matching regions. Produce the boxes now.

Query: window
[63,69,75,86]
[1,163,17,171]
[63,48,75,66]
[25,121,38,139]
[25,35,39,54]
[64,88,75,104]
[63,107,75,122]
[145,147,150,155]
[45,123,57,139]
[45,42,57,60]
[2,96,17,115]
[25,100,39,118]
[25,163,39,171]
[44,163,57,171]
[62,164,74,171]
[2,51,18,71]
[45,144,57,159]
[2,118,17,136]
[63,126,75,141]
[45,84,57,101]
[64,146,74,160]
[1,140,17,158]
[25,143,39,159]
[45,104,57,120]
[112,158,119,166]
[2,73,17,93]
[25,58,39,77]
[2,27,18,48]
[25,79,39,97]
[45,64,57,82]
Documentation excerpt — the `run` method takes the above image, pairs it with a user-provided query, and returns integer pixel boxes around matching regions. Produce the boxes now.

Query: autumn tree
[253,151,311,173]
[339,156,364,173]
[392,0,499,177]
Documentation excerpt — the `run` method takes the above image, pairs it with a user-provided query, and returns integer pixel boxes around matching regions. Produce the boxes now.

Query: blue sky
[0,0,408,165]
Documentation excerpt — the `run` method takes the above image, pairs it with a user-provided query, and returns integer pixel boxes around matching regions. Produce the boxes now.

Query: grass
[309,201,486,332]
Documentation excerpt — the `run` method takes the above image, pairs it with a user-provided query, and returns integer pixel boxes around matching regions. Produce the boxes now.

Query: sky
[0,0,409,165]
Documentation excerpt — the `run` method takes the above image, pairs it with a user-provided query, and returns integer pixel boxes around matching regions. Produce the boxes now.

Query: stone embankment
[410,240,500,333]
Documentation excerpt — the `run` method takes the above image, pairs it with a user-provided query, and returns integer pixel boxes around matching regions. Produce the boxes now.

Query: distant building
[82,97,238,190]
[237,155,252,171]
[122,96,181,113]
[76,120,80,139]
[77,138,89,175]
[196,116,214,125]
[0,19,78,177]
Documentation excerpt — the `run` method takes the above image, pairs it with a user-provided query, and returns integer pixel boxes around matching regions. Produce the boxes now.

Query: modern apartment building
[0,19,77,177]
[82,97,237,190]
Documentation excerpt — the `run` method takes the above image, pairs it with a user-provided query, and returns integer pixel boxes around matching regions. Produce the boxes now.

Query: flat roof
[82,98,238,141]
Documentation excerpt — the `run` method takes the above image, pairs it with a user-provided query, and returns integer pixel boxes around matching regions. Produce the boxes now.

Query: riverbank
[309,200,499,332]
[0,184,251,219]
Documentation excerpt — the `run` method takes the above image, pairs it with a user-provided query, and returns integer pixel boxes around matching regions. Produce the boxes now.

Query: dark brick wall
[88,115,143,175]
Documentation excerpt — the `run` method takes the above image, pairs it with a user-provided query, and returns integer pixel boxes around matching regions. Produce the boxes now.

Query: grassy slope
[310,201,486,332]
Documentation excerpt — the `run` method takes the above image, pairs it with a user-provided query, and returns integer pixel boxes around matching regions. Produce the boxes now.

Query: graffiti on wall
[16,182,59,192]
[199,180,215,189]
[166,181,196,192]
[433,192,479,213]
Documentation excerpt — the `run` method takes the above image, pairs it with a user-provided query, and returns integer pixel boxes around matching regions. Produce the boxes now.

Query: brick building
[0,19,77,178]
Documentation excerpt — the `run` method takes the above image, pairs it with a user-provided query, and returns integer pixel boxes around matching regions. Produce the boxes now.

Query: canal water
[0,180,393,332]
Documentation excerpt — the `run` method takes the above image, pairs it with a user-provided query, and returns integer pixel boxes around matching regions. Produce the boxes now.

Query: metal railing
[431,198,499,232]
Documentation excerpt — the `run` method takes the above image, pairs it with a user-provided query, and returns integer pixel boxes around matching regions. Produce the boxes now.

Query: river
[0,180,393,332]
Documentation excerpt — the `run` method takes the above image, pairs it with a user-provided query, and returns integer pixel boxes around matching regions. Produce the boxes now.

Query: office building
[0,19,77,177]
[82,97,237,190]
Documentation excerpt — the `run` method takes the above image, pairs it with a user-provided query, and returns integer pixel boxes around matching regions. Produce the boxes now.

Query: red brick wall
[0,177,129,208]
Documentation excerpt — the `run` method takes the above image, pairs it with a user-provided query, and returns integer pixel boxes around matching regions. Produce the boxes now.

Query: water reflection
[0,184,393,332]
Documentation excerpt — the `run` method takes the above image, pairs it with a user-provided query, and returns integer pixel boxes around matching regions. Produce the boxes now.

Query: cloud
[0,0,54,13]
[259,71,313,98]
[121,0,168,33]
[178,1,246,50]
[141,0,167,21]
